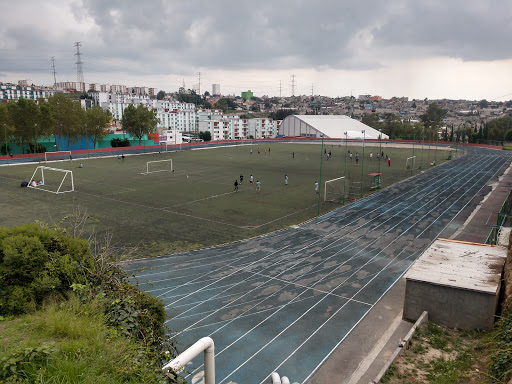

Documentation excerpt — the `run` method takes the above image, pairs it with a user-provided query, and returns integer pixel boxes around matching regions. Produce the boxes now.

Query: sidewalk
[310,160,512,384]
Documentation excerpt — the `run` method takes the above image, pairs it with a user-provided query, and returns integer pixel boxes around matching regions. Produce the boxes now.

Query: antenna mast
[74,42,85,93]
[51,57,57,87]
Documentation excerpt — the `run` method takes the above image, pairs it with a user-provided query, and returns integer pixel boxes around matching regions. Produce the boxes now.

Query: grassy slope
[0,297,164,383]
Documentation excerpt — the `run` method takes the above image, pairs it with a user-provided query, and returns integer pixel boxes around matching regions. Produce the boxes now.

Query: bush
[28,143,47,154]
[0,223,93,316]
[0,143,11,156]
[110,137,131,147]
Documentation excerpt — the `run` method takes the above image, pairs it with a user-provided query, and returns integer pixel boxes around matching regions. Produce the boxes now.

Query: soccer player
[256,180,261,191]
[315,181,319,194]
[240,174,244,184]
[234,180,239,192]
[250,174,254,185]
[285,174,288,185]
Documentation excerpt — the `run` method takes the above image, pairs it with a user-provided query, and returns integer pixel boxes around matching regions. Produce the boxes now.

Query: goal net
[141,159,173,175]
[405,156,416,171]
[28,166,74,194]
[45,151,72,163]
[324,176,347,203]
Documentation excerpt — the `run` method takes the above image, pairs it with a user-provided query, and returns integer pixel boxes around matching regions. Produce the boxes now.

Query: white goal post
[44,151,72,163]
[405,156,416,171]
[28,166,74,194]
[324,176,346,203]
[141,159,173,175]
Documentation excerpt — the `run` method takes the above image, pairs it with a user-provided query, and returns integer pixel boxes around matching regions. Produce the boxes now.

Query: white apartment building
[248,118,278,139]
[0,83,55,101]
[198,114,279,140]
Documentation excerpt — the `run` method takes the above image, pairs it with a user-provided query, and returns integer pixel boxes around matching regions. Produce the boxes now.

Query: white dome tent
[278,115,389,140]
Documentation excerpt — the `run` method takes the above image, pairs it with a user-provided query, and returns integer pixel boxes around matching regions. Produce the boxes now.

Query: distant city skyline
[0,1,511,101]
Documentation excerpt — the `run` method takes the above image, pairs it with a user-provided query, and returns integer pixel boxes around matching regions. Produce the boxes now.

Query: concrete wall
[403,279,501,330]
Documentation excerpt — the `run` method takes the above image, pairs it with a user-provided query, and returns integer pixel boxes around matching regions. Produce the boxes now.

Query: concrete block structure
[404,239,507,330]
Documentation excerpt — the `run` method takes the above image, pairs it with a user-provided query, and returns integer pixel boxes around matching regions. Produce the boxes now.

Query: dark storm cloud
[372,1,512,61]
[1,0,511,81]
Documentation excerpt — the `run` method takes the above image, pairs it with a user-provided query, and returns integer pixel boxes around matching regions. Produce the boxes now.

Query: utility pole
[311,83,314,96]
[74,42,85,93]
[291,75,295,97]
[196,72,201,141]
[51,57,57,87]
[198,72,201,96]
[279,81,282,98]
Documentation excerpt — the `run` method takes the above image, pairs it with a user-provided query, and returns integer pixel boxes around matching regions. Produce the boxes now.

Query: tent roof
[291,115,388,139]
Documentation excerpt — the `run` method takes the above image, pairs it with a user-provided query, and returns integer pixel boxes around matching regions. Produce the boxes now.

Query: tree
[7,98,40,153]
[268,109,297,120]
[48,94,84,150]
[479,99,489,109]
[84,106,112,149]
[198,131,211,141]
[214,98,237,113]
[156,90,166,100]
[121,104,159,145]
[361,113,380,129]
[420,103,447,130]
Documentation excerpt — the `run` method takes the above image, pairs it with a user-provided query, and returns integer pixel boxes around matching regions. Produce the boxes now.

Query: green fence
[486,190,512,245]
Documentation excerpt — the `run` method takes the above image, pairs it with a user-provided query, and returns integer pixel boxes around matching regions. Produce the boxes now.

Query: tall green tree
[7,98,40,153]
[0,104,15,155]
[420,103,447,130]
[84,106,112,149]
[156,90,166,100]
[121,104,159,145]
[361,113,380,129]
[48,94,84,150]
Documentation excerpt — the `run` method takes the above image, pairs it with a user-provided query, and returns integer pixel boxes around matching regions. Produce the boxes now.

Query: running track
[125,146,511,384]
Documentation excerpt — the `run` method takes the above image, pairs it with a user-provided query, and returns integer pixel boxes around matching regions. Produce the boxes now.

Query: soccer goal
[405,156,416,171]
[28,166,74,194]
[141,159,173,175]
[324,176,347,203]
[44,151,72,163]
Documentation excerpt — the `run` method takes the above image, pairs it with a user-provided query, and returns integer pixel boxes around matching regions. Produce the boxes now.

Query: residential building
[0,83,55,101]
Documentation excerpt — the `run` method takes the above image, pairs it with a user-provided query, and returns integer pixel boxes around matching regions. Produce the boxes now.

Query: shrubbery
[110,137,131,147]
[0,223,93,316]
[0,223,182,383]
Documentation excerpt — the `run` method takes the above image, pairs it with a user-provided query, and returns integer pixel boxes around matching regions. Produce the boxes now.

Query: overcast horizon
[1,0,511,101]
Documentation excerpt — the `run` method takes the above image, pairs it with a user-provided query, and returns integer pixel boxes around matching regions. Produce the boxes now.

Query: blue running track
[125,147,511,384]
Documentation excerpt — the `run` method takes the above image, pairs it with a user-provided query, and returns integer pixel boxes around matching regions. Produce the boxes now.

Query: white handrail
[270,372,294,384]
[162,337,215,384]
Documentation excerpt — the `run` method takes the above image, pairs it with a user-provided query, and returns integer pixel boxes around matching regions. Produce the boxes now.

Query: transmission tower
[291,75,296,96]
[51,57,57,87]
[74,42,85,92]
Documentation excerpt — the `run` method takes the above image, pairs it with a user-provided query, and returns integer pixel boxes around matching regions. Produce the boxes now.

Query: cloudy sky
[1,0,511,101]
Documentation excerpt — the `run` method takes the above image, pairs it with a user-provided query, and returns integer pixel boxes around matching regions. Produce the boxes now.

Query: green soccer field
[0,142,452,258]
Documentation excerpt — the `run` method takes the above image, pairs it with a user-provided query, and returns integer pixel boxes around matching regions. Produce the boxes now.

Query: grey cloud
[1,0,511,86]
